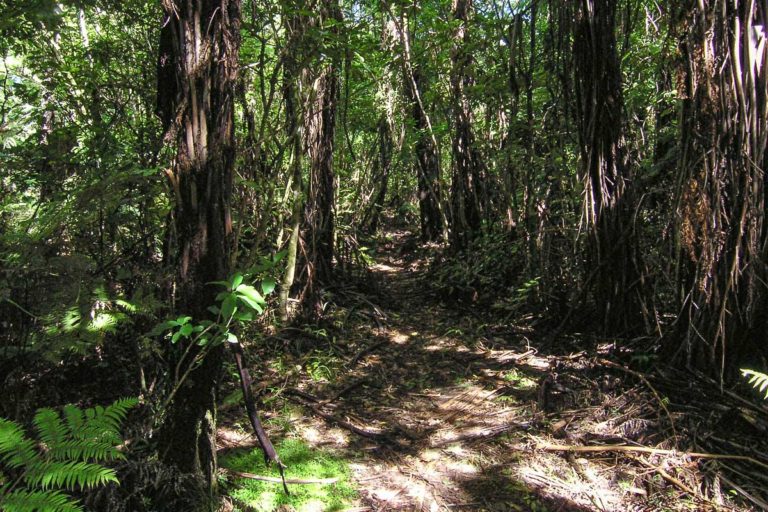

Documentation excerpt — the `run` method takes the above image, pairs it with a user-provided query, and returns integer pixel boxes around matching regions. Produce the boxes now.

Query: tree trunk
[362,12,396,234]
[298,0,341,318]
[394,6,444,242]
[155,0,240,505]
[280,1,306,322]
[573,0,642,334]
[450,0,484,250]
[673,0,768,377]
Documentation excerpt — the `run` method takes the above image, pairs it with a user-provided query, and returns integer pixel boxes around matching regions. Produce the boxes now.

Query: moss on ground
[222,438,357,512]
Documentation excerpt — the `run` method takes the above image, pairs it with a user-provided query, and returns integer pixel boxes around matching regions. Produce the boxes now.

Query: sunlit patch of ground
[219,230,764,511]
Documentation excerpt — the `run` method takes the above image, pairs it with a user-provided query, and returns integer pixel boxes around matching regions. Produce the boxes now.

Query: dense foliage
[2,0,767,509]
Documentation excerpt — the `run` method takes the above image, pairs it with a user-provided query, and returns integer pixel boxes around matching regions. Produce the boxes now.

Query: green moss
[221,438,357,512]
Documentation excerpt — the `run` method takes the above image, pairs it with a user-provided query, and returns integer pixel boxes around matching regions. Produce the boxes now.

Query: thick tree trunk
[364,114,393,234]
[573,0,642,334]
[450,0,484,250]
[155,0,240,505]
[673,0,768,377]
[298,0,341,318]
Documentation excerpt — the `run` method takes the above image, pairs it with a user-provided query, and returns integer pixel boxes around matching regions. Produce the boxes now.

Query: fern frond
[34,408,68,449]
[1,488,83,512]
[742,369,768,399]
[25,460,118,491]
[46,439,123,463]
[102,397,138,431]
[0,418,37,469]
[1,398,134,510]
[62,405,85,438]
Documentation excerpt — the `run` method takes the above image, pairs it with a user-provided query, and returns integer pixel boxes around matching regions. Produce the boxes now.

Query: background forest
[2,0,768,511]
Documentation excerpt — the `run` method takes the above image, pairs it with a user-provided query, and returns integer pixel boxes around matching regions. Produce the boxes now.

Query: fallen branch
[626,454,696,495]
[224,469,339,485]
[348,340,388,366]
[537,443,768,471]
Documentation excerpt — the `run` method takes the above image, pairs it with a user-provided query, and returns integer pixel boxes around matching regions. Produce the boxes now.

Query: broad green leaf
[149,321,175,336]
[238,294,264,314]
[175,316,192,325]
[273,249,287,263]
[226,332,238,344]
[234,310,255,322]
[236,284,265,306]
[179,324,193,337]
[171,331,181,344]
[230,273,244,290]
[221,294,237,319]
[261,277,276,296]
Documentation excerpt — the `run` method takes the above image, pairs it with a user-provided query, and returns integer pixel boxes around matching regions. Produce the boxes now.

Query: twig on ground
[224,468,339,485]
[537,442,768,470]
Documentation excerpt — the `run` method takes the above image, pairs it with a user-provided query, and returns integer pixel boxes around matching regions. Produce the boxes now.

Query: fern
[0,488,82,512]
[742,369,768,400]
[0,398,137,512]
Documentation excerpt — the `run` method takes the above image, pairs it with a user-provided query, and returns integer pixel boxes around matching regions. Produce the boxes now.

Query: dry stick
[348,340,388,366]
[224,468,339,486]
[537,443,768,471]
[597,358,678,441]
[625,454,696,496]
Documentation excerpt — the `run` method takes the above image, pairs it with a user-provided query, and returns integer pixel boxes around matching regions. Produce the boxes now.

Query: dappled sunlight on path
[219,230,760,512]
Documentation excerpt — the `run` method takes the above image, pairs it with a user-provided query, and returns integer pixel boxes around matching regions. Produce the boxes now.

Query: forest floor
[218,229,768,512]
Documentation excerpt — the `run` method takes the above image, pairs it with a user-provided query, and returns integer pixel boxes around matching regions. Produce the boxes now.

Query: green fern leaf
[0,418,37,469]
[47,439,123,463]
[34,408,68,449]
[741,369,768,399]
[26,460,118,490]
[1,398,136,512]
[62,405,85,438]
[1,488,83,512]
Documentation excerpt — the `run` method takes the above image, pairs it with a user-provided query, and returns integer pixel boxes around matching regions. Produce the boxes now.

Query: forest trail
[220,229,720,512]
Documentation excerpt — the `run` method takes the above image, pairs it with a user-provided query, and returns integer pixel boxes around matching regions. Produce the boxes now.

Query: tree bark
[298,0,342,318]
[155,0,240,505]
[450,0,484,250]
[673,0,768,377]
[573,0,643,334]
[391,4,444,242]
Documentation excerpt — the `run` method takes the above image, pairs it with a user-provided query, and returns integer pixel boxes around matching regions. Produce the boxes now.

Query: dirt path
[222,230,760,511]
[259,231,631,512]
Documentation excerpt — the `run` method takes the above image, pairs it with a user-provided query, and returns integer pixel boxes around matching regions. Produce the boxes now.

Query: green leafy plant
[150,273,276,408]
[0,398,137,512]
[741,369,768,400]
